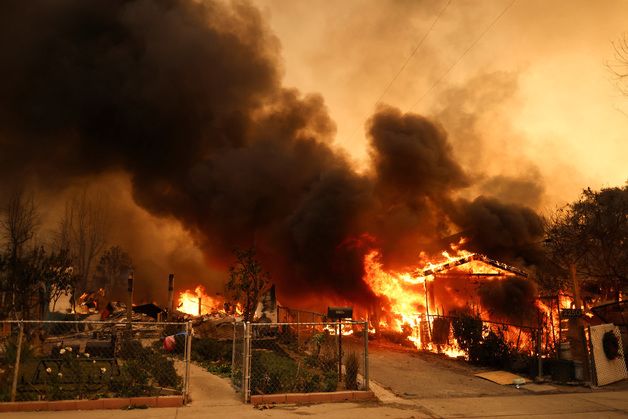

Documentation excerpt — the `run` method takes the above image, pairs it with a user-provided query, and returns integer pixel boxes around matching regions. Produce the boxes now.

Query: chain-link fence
[233,321,369,402]
[277,306,325,324]
[231,321,246,394]
[0,320,192,402]
[425,314,542,373]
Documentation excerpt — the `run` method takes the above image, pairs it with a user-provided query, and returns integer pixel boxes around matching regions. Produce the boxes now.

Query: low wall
[250,390,375,405]
[0,395,184,412]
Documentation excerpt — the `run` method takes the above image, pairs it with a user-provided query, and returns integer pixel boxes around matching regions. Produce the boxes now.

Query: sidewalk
[8,364,628,418]
[9,389,628,418]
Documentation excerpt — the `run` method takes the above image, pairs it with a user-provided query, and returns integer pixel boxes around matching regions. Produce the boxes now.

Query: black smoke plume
[477,276,539,325]
[0,0,544,308]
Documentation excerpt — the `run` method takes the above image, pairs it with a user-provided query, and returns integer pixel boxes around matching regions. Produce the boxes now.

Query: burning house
[362,247,542,357]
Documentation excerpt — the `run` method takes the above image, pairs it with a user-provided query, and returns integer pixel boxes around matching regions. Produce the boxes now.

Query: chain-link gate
[232,321,369,403]
[0,320,192,402]
[230,321,246,395]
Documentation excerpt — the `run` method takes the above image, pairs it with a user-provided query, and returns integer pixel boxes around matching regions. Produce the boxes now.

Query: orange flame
[361,245,532,358]
[177,285,223,316]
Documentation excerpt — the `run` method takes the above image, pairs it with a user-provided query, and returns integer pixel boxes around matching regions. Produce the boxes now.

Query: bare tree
[57,189,108,295]
[1,189,39,260]
[610,33,628,95]
[0,189,40,317]
[93,245,133,299]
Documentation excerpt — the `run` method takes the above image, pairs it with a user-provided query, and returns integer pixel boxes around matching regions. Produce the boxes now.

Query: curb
[250,390,375,405]
[0,395,184,412]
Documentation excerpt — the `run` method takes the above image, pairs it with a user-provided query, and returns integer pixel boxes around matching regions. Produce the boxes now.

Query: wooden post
[198,297,202,317]
[167,274,175,321]
[127,272,134,328]
[536,308,543,382]
[423,280,432,342]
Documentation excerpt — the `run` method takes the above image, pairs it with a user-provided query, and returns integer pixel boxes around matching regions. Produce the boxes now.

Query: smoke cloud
[0,0,544,309]
[477,276,539,325]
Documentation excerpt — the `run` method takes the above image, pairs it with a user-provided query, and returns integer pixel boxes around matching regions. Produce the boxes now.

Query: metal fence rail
[0,320,192,402]
[233,321,369,403]
[426,314,543,356]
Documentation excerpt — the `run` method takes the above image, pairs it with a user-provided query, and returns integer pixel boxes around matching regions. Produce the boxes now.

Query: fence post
[11,321,24,402]
[363,321,369,390]
[536,326,543,381]
[184,321,193,403]
[296,311,300,350]
[231,322,237,383]
[242,322,251,403]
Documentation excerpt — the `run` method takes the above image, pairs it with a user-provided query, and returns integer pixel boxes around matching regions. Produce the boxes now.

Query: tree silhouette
[226,247,270,322]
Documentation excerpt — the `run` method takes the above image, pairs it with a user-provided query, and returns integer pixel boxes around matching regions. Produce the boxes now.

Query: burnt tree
[226,247,270,322]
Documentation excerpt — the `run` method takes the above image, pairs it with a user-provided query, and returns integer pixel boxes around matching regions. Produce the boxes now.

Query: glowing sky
[254,0,628,211]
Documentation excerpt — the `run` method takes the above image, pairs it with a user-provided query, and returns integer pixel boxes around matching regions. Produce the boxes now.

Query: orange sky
[254,0,628,212]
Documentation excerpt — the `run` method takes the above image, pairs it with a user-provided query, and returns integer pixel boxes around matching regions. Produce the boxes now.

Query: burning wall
[0,0,544,312]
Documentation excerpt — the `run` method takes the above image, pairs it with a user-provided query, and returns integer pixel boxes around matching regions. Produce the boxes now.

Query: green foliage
[118,340,182,389]
[119,339,144,359]
[344,351,359,390]
[109,360,151,397]
[202,362,231,377]
[0,246,74,319]
[250,350,338,395]
[144,350,181,388]
[192,337,232,362]
[322,370,339,392]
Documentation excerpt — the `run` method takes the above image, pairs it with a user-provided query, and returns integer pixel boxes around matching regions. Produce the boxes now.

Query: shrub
[118,339,144,359]
[322,371,338,392]
[478,330,512,368]
[144,350,181,388]
[451,313,483,361]
[451,313,514,367]
[344,352,359,390]
[109,360,151,397]
[249,350,341,395]
[250,351,298,394]
[192,338,232,362]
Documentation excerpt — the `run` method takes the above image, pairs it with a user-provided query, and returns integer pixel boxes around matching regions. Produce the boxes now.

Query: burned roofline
[414,253,529,278]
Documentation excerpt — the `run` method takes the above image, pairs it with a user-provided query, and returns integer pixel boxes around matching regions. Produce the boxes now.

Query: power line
[410,0,517,110]
[373,0,452,107]
[347,0,452,148]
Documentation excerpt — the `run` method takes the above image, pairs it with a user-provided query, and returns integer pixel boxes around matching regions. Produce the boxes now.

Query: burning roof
[415,253,529,278]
